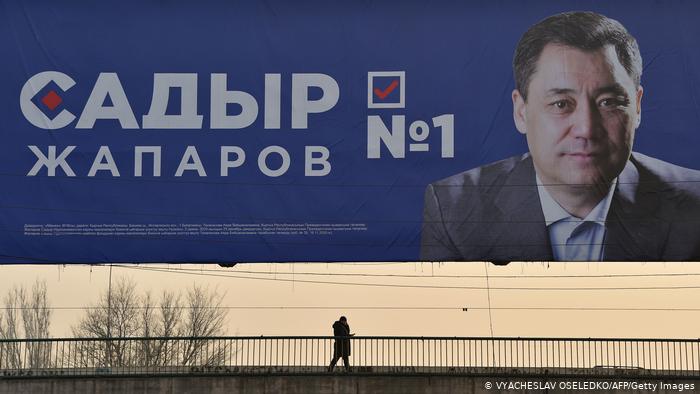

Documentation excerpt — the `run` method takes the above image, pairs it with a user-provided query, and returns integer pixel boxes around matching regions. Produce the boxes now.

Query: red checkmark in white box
[368,71,405,109]
[374,80,399,100]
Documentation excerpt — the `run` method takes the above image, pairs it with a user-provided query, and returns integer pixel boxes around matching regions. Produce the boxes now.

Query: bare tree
[179,284,228,366]
[71,277,230,367]
[71,277,142,367]
[0,280,52,368]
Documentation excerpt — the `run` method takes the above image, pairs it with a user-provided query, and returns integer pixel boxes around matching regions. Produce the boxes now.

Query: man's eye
[599,97,629,108]
[549,100,572,112]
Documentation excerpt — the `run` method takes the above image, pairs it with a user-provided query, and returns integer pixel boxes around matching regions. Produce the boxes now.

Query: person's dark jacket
[332,320,351,356]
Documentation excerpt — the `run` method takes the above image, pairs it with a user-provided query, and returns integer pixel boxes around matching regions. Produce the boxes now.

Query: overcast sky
[1,262,698,339]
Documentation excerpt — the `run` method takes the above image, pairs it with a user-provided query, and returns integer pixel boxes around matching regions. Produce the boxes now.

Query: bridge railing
[1,336,698,378]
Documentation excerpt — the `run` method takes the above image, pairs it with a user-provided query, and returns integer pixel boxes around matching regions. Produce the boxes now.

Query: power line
[113,265,700,291]
[139,265,700,279]
[2,306,699,312]
[469,307,700,311]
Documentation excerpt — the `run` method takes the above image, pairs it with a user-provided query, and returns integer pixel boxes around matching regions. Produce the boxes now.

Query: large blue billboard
[1,1,699,263]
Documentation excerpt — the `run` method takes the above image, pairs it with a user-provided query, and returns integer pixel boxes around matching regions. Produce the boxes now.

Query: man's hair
[513,11,642,100]
[340,316,347,322]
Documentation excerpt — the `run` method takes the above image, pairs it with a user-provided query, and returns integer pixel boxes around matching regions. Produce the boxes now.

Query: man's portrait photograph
[421,11,700,262]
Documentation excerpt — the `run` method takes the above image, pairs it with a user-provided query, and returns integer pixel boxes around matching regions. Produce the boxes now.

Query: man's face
[512,44,643,188]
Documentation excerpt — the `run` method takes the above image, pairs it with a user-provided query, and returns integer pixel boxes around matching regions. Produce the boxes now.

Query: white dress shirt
[536,175,617,261]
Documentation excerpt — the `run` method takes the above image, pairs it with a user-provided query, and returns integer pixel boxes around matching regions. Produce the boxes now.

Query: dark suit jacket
[420,152,700,262]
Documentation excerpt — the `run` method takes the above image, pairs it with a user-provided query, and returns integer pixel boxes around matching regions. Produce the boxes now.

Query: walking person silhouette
[328,316,354,372]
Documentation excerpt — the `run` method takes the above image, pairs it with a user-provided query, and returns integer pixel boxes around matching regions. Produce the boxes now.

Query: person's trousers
[328,355,350,371]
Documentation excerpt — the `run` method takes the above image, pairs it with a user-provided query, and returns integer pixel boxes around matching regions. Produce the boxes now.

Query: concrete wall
[1,375,697,394]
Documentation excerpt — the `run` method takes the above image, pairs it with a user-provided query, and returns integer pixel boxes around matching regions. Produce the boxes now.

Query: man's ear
[635,85,643,128]
[512,89,527,134]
